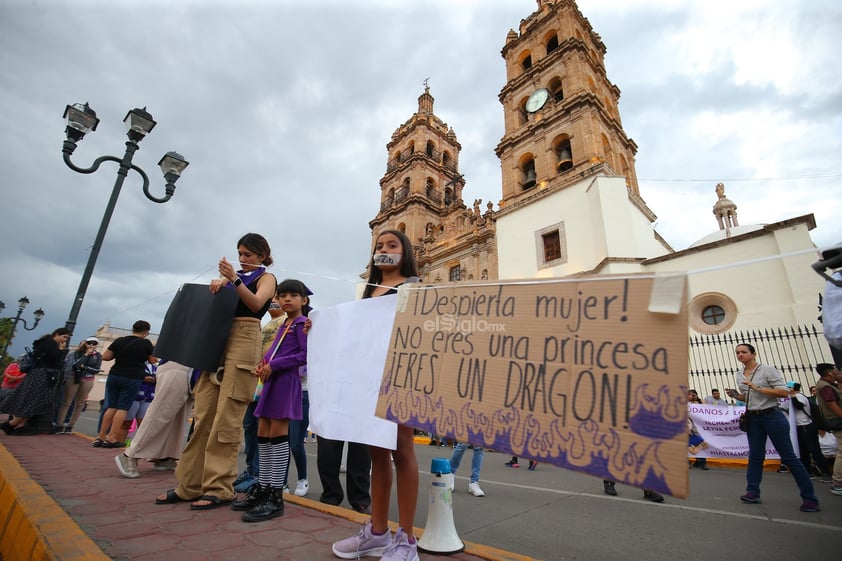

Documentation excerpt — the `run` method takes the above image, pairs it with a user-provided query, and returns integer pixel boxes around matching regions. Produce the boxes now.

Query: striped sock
[270,435,290,490]
[257,436,271,489]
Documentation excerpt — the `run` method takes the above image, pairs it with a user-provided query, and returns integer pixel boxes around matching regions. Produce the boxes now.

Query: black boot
[241,486,284,522]
[231,484,268,511]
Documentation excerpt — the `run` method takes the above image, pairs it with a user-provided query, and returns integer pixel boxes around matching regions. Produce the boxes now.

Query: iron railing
[688,324,834,399]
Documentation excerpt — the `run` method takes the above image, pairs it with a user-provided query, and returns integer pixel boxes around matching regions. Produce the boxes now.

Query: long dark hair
[276,278,313,316]
[238,232,273,266]
[363,229,419,298]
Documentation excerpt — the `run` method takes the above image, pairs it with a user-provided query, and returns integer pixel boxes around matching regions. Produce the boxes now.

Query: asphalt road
[73,411,840,561]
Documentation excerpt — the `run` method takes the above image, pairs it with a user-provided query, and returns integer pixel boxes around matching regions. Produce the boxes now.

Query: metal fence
[688,324,835,400]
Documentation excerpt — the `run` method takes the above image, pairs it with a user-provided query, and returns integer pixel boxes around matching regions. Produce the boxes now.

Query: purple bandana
[228,266,266,289]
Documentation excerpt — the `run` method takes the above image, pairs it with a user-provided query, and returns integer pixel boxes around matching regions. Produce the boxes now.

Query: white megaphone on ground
[417,458,464,554]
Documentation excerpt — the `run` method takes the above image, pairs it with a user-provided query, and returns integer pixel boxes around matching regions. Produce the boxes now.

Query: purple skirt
[254,368,302,420]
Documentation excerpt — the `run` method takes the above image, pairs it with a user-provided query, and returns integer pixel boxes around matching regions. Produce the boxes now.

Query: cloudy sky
[1,0,840,356]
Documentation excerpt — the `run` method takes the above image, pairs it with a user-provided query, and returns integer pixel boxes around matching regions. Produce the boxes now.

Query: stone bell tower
[494,0,669,279]
[495,0,641,208]
[368,85,497,283]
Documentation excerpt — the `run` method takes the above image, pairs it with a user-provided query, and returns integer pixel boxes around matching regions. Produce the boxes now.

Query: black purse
[738,387,751,432]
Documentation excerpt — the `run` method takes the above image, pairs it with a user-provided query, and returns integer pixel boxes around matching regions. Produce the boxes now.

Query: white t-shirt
[792,393,812,427]
[819,431,837,457]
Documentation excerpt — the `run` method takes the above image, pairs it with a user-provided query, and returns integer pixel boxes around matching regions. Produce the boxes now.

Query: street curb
[0,442,111,561]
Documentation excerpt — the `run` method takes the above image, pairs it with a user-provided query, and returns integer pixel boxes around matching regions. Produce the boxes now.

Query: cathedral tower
[494,0,669,279]
[496,0,640,206]
[368,85,497,282]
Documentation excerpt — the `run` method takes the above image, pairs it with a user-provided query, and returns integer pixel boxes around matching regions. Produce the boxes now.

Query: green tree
[0,318,14,370]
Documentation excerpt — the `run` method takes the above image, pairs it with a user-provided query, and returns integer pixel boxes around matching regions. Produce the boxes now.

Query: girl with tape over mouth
[332,229,421,561]
[730,343,819,512]
[156,233,276,511]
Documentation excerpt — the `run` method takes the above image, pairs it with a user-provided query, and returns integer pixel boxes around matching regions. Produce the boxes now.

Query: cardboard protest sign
[375,276,690,497]
[153,283,239,371]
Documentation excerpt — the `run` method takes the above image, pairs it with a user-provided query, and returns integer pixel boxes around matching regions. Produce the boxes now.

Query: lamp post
[61,102,189,336]
[0,297,45,359]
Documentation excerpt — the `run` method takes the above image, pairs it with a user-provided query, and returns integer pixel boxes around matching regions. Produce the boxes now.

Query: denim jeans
[745,410,817,501]
[287,389,309,482]
[243,400,259,476]
[449,442,484,483]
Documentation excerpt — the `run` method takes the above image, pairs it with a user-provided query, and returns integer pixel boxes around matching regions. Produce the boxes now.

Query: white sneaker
[381,527,419,561]
[114,453,139,479]
[294,479,309,496]
[468,481,485,497]
[332,520,392,559]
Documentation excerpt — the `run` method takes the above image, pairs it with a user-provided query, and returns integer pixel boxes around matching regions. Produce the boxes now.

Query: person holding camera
[54,337,102,435]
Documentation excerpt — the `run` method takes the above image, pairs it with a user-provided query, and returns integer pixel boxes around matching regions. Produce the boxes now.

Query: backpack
[813,384,842,431]
[16,347,41,373]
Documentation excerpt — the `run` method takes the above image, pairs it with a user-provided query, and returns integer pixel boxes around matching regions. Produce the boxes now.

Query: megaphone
[417,458,464,555]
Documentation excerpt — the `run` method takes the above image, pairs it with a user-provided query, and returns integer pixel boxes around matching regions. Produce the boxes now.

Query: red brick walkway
[1,433,529,561]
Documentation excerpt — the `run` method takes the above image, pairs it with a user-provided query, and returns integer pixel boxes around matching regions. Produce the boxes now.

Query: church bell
[556,147,573,171]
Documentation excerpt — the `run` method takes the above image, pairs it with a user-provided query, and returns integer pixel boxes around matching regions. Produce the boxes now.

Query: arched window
[407,141,415,155]
[520,156,537,190]
[426,141,435,157]
[519,50,532,71]
[546,34,559,54]
[425,178,435,199]
[601,134,613,169]
[549,77,564,102]
[552,135,573,172]
[517,97,529,126]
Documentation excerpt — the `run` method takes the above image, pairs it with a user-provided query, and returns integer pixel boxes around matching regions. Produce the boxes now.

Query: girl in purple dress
[232,278,310,522]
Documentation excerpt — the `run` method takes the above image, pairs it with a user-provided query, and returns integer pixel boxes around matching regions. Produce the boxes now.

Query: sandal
[155,489,191,505]
[190,495,233,510]
[102,440,126,449]
[91,438,104,447]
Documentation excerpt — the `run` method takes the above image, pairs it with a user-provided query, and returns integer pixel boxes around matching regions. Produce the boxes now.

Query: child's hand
[303,318,313,334]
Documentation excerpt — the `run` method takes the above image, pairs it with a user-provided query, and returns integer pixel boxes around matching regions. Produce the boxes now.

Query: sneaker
[777,465,789,473]
[818,474,832,483]
[282,484,290,494]
[294,479,309,496]
[62,425,73,435]
[527,460,538,471]
[830,485,842,496]
[233,473,258,494]
[468,481,485,497]
[381,527,419,561]
[740,493,761,504]
[114,453,139,479]
[52,425,65,435]
[800,499,820,512]
[332,521,392,559]
[643,490,664,503]
[504,459,519,468]
[603,481,617,496]
[153,458,177,471]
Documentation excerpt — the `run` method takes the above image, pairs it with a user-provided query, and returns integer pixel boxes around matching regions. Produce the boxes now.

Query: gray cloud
[1,0,839,356]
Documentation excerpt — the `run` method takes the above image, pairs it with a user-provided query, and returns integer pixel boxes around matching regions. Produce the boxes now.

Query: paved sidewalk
[0,433,531,561]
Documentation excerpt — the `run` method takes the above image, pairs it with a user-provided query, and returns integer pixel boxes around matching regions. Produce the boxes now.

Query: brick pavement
[0,432,533,561]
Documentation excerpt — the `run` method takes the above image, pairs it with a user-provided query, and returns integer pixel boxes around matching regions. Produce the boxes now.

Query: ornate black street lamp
[0,297,45,359]
[61,102,189,335]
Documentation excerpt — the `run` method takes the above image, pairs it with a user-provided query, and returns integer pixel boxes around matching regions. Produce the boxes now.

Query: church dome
[689,224,765,248]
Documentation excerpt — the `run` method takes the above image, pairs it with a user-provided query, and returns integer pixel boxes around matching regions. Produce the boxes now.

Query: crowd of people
[2,230,842,559]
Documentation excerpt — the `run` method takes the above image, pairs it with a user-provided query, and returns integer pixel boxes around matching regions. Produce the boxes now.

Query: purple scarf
[227,266,266,289]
